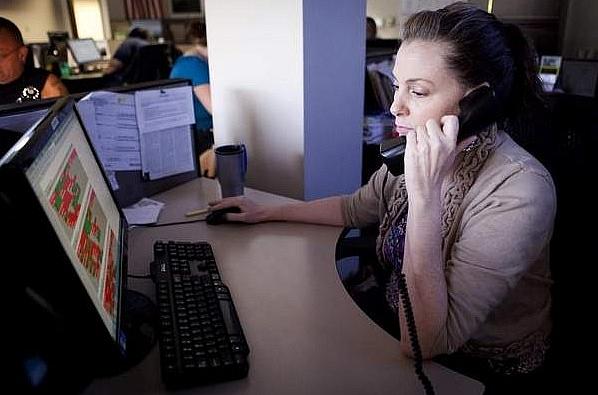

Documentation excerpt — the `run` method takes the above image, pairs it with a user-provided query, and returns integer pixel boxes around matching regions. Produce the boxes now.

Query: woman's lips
[394,125,414,136]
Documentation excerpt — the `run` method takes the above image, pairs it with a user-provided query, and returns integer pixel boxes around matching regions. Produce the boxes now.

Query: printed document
[77,91,141,171]
[135,86,195,180]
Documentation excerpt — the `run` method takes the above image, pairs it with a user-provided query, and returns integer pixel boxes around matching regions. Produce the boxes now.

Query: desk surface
[61,71,105,80]
[85,178,484,395]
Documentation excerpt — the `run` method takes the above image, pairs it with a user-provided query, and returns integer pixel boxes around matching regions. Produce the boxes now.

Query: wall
[205,0,305,199]
[366,0,484,38]
[106,0,126,21]
[205,0,364,200]
[366,0,400,39]
[0,0,71,43]
[562,0,598,59]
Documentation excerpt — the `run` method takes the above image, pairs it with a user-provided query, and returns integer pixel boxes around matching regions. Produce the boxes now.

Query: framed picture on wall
[171,0,201,13]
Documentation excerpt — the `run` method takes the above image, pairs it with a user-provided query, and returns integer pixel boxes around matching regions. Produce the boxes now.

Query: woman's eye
[410,89,426,97]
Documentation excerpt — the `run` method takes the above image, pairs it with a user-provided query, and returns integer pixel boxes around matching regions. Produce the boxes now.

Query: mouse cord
[130,218,207,228]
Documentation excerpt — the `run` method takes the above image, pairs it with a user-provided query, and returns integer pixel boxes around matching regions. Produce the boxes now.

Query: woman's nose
[390,90,408,117]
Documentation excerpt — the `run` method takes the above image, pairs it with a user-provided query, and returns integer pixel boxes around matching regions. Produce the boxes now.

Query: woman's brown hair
[402,2,544,130]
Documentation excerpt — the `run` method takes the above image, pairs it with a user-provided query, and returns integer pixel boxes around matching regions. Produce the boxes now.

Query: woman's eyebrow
[391,74,435,86]
[405,78,434,85]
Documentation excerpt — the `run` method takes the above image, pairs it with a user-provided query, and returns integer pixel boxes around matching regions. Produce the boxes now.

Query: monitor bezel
[67,38,102,65]
[0,97,129,371]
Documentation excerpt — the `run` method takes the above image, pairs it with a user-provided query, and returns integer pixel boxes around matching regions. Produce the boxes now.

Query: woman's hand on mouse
[208,196,270,223]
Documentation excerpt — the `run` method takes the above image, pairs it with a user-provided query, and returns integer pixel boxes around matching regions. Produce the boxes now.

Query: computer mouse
[206,206,242,225]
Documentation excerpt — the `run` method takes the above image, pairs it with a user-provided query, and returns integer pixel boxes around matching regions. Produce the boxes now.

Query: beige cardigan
[341,126,556,373]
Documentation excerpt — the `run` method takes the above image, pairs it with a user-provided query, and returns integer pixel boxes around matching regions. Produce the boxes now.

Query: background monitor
[47,31,69,63]
[1,98,130,391]
[557,59,598,97]
[67,38,102,65]
[130,19,163,39]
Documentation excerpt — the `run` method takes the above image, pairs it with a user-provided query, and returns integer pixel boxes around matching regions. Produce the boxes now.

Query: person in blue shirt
[169,21,215,176]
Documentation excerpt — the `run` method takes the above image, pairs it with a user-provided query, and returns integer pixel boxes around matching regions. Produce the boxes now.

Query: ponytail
[502,23,545,120]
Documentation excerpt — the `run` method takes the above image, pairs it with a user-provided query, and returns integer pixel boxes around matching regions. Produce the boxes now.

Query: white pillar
[205,0,365,200]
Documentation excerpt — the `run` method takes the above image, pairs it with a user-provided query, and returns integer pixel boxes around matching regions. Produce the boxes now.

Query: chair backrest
[122,43,171,84]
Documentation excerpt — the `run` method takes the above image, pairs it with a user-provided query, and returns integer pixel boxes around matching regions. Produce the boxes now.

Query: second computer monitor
[68,38,102,65]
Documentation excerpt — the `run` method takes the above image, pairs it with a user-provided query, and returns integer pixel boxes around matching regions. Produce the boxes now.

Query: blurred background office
[0,17,68,105]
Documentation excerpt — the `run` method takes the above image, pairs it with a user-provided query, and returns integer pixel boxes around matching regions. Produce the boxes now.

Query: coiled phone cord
[381,170,435,394]
[396,272,435,395]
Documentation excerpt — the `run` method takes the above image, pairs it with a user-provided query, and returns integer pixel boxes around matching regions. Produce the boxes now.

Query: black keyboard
[152,241,249,388]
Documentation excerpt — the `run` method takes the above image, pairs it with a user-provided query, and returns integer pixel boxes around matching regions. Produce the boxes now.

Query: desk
[85,178,484,395]
[61,72,107,94]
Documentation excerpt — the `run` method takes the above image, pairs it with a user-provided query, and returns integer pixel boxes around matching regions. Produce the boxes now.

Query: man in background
[0,17,68,105]
[103,27,150,83]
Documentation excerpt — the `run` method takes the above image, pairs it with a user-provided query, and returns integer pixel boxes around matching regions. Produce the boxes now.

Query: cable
[127,274,152,279]
[396,273,435,395]
[130,218,207,228]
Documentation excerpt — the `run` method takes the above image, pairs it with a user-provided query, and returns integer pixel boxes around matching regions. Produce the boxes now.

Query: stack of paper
[122,198,165,225]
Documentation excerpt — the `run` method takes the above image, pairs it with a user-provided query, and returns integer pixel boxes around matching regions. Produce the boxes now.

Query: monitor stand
[98,289,158,377]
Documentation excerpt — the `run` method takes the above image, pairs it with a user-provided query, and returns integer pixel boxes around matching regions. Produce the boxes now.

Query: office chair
[121,43,171,85]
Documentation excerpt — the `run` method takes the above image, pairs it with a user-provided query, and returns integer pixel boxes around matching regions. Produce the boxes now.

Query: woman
[210,2,555,389]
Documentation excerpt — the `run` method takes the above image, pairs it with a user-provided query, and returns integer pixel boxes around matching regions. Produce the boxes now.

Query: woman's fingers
[440,115,459,143]
[208,196,244,211]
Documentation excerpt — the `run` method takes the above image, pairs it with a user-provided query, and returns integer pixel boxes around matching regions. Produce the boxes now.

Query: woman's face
[390,40,467,135]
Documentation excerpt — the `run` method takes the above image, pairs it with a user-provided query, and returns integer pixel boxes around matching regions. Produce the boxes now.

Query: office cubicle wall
[0,79,199,208]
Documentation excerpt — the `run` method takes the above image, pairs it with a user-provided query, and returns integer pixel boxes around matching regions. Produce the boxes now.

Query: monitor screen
[6,100,125,344]
[68,38,102,64]
[47,31,70,63]
[0,99,55,134]
[131,19,163,39]
[48,31,69,45]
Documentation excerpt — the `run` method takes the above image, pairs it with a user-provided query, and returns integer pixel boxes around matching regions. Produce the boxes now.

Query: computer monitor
[67,38,102,65]
[47,31,69,63]
[131,19,163,39]
[0,98,137,391]
[0,99,56,157]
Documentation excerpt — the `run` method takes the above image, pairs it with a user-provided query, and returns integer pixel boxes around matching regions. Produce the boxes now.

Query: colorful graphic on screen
[102,229,118,318]
[76,189,107,288]
[47,147,88,240]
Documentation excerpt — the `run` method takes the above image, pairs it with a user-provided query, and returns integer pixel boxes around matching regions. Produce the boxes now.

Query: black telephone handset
[380,85,499,176]
[379,86,499,394]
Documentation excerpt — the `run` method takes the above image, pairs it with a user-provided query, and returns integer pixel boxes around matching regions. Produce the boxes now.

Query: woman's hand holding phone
[404,115,475,203]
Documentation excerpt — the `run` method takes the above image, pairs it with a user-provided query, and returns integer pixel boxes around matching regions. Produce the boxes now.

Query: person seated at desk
[169,21,215,177]
[210,3,555,392]
[0,17,68,105]
[366,16,378,40]
[103,27,150,83]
